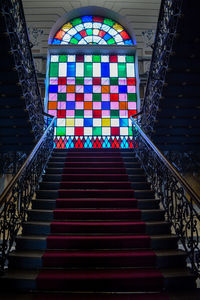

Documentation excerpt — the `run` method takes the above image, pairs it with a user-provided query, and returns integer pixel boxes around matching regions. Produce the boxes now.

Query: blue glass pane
[120,119,128,127]
[84,118,93,127]
[102,102,110,110]
[49,85,58,93]
[119,86,127,93]
[67,62,76,77]
[101,63,110,77]
[124,40,133,45]
[84,85,93,93]
[52,39,61,44]
[66,102,75,109]
[104,33,112,41]
[74,33,82,41]
[82,16,93,22]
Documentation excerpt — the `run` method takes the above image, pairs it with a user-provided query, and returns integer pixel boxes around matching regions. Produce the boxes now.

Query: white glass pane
[110,63,118,77]
[51,55,59,62]
[93,29,99,36]
[117,41,124,45]
[75,119,83,126]
[93,119,101,126]
[93,36,101,43]
[67,28,77,36]
[127,63,135,77]
[78,39,87,44]
[84,128,92,135]
[68,55,76,62]
[99,39,107,45]
[84,36,93,43]
[108,28,117,36]
[102,127,111,135]
[118,55,126,62]
[93,63,101,77]
[120,128,128,135]
[84,22,92,29]
[101,24,110,32]
[75,24,84,32]
[57,119,65,126]
[114,34,123,43]
[76,63,84,76]
[93,22,102,29]
[60,41,68,45]
[101,55,109,62]
[62,33,71,42]
[67,128,75,135]
[111,119,119,126]
[84,55,92,62]
[59,63,67,76]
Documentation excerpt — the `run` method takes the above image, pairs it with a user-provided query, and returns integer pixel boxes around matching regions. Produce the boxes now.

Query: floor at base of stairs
[0,291,200,300]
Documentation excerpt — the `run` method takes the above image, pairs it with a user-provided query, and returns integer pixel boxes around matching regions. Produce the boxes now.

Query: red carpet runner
[36,149,165,296]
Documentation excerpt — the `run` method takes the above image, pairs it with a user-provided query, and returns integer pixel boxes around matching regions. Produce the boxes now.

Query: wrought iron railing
[139,0,183,135]
[131,116,200,278]
[1,0,44,139]
[0,117,55,274]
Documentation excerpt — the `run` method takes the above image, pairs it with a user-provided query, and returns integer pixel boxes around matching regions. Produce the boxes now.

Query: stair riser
[47,162,140,168]
[9,253,186,270]
[28,210,164,222]
[23,223,170,235]
[16,236,178,251]
[32,199,159,210]
[36,190,154,199]
[39,182,150,190]
[49,157,138,163]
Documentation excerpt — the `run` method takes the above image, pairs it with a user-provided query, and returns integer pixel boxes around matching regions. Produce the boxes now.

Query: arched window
[52,16,134,45]
[47,14,138,148]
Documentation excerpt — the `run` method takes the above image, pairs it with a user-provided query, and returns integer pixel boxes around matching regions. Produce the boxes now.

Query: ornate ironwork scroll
[131,117,200,278]
[0,117,55,274]
[1,0,44,139]
[140,0,183,135]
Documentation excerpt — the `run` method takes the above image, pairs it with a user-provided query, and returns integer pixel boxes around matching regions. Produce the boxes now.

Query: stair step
[46,167,145,175]
[23,221,170,235]
[39,181,150,190]
[32,198,160,210]
[9,249,186,269]
[49,156,138,163]
[0,268,195,291]
[28,208,165,222]
[16,234,178,251]
[47,162,140,168]
[36,189,154,199]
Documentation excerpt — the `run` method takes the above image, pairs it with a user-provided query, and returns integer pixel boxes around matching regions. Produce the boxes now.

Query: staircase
[1,148,196,298]
[153,0,200,152]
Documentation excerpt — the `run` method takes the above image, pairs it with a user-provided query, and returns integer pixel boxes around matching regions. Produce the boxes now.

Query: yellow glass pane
[62,23,73,32]
[113,23,123,32]
[66,119,75,126]
[102,119,110,127]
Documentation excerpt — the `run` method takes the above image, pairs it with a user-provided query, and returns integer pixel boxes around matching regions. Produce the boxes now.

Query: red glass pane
[120,31,130,40]
[93,16,104,23]
[127,78,136,85]
[80,30,87,37]
[110,55,117,63]
[57,110,66,118]
[93,110,101,118]
[54,30,65,40]
[99,30,106,38]
[111,127,120,135]
[76,55,84,62]
[110,94,119,101]
[58,77,67,85]
[75,127,84,135]
[76,93,84,101]
[93,77,101,85]
[128,110,137,118]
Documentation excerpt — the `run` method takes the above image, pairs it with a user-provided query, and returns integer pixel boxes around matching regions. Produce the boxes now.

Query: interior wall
[22,0,161,99]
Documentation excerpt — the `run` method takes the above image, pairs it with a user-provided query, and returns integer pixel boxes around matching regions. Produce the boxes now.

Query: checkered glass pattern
[48,54,137,148]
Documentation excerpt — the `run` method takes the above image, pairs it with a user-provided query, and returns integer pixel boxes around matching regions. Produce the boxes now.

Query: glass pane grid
[48,54,137,148]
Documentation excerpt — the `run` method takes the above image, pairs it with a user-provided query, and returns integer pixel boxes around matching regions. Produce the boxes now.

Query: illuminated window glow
[48,54,137,148]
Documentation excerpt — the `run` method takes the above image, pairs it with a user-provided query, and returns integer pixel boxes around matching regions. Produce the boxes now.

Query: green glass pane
[93,127,102,135]
[50,63,58,77]
[57,127,66,135]
[84,63,93,77]
[128,127,133,136]
[57,93,66,101]
[86,29,93,36]
[110,78,118,85]
[111,110,119,118]
[93,55,101,62]
[75,110,84,118]
[59,55,67,62]
[118,63,126,77]
[126,56,135,63]
[71,18,82,26]
[76,77,84,85]
[93,93,101,101]
[107,38,116,45]
[70,38,78,44]
[103,18,115,27]
[128,93,137,101]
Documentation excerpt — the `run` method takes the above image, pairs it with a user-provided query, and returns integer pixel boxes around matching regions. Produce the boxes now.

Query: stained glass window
[52,16,133,45]
[48,54,137,148]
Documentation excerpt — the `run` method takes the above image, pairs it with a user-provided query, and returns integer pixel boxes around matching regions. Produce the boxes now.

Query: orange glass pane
[54,30,65,40]
[48,102,57,109]
[119,102,127,110]
[101,86,110,93]
[84,102,93,109]
[67,85,75,93]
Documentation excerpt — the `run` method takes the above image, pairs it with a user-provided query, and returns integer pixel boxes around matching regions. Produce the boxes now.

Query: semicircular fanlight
[52,15,133,45]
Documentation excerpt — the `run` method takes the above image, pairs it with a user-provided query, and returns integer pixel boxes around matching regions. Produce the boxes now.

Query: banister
[0,117,56,206]
[131,116,200,208]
